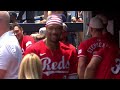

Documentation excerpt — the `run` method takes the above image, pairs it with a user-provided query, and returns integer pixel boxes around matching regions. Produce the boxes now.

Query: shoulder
[23,35,35,43]
[68,44,76,51]
[0,31,21,56]
[3,34,19,48]
[24,40,45,55]
[80,37,97,44]
[23,35,34,40]
[60,41,72,50]
[27,40,43,49]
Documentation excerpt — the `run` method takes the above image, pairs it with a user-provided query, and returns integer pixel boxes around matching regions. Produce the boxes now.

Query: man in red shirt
[12,23,35,55]
[84,44,119,79]
[77,17,111,79]
[24,14,78,79]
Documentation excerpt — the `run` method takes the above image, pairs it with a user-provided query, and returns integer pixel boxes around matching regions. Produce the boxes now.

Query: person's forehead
[14,26,20,30]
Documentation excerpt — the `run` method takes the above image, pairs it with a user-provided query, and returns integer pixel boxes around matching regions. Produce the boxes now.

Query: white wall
[107,20,114,35]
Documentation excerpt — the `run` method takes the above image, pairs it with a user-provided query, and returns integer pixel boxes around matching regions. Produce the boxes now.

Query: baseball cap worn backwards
[89,17,104,29]
[95,14,108,25]
[46,14,63,26]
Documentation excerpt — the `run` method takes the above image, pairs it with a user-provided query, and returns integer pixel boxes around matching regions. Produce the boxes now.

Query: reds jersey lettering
[87,42,106,53]
[111,58,120,74]
[41,56,70,76]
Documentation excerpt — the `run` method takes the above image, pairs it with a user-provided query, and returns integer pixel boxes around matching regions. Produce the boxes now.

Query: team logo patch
[26,41,32,47]
[78,49,82,54]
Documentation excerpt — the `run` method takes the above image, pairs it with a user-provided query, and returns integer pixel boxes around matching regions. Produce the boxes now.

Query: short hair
[12,23,23,31]
[95,14,108,25]
[89,17,104,29]
[9,12,17,18]
[18,53,42,79]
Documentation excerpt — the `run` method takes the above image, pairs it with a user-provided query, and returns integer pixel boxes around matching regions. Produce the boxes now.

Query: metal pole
[83,11,92,41]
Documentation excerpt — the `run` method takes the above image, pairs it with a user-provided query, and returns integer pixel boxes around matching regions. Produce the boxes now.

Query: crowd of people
[0,11,119,79]
[9,11,83,24]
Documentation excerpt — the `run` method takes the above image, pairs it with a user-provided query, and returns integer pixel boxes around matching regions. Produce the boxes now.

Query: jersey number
[111,58,120,74]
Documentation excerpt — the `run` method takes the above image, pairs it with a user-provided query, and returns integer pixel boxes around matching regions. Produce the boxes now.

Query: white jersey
[0,31,22,79]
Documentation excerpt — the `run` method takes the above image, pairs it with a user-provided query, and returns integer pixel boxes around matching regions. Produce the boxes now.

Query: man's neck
[45,38,59,50]
[18,35,23,43]
[92,33,102,37]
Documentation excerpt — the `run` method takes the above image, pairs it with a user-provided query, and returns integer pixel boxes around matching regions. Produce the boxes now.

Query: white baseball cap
[88,17,104,29]
[95,14,108,24]
[39,27,46,35]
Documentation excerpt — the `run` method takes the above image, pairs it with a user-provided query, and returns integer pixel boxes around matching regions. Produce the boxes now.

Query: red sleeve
[93,48,105,59]
[68,48,78,79]
[78,42,87,58]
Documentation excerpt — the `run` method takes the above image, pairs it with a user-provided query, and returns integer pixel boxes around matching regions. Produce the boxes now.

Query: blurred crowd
[8,11,83,24]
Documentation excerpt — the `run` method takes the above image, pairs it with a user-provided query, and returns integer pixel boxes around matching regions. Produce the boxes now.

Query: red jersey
[110,48,120,79]
[93,46,120,79]
[24,40,78,79]
[20,35,35,55]
[78,37,109,64]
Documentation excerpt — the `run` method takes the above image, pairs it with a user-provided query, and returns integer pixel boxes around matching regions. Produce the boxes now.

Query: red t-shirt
[78,37,109,64]
[93,46,120,79]
[20,35,35,55]
[24,40,78,79]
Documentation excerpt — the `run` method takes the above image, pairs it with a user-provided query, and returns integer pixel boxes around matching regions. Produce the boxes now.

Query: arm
[77,42,87,79]
[78,57,87,79]
[0,44,16,79]
[84,56,102,79]
[84,48,104,79]
[44,11,48,19]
